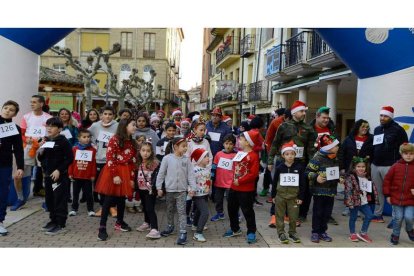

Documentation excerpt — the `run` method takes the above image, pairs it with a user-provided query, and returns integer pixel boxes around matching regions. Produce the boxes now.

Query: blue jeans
[0,167,13,222]
[349,204,373,234]
[392,205,414,237]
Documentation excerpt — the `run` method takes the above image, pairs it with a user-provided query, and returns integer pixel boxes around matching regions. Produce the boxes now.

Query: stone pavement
[1,188,413,248]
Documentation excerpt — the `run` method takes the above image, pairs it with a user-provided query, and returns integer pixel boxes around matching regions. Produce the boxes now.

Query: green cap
[317,106,330,114]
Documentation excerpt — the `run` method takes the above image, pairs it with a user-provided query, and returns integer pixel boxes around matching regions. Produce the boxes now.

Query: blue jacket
[206,121,232,157]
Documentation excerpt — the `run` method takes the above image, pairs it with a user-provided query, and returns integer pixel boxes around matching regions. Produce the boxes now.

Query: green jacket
[268,119,317,165]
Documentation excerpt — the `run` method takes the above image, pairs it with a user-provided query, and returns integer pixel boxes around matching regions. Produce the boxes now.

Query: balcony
[169,93,182,105]
[215,36,240,68]
[265,45,295,82]
[307,31,343,68]
[240,34,255,57]
[212,92,238,107]
[238,84,248,103]
[248,80,270,103]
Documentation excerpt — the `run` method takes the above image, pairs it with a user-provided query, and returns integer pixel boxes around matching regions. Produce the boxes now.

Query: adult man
[206,107,232,157]
[371,106,408,222]
[12,95,52,210]
[222,115,238,135]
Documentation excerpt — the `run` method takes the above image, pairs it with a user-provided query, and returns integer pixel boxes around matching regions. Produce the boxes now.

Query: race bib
[163,141,169,152]
[326,166,340,180]
[355,141,364,150]
[295,147,304,158]
[209,132,221,142]
[75,150,93,162]
[359,178,372,193]
[280,173,299,186]
[61,129,73,139]
[0,122,19,138]
[26,126,46,138]
[156,146,162,155]
[373,134,384,145]
[218,157,233,170]
[41,141,55,149]
[233,151,248,162]
[193,144,206,151]
[97,131,113,143]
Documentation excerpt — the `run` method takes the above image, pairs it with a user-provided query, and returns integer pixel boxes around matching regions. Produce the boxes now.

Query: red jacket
[68,145,97,180]
[231,151,259,192]
[265,116,284,153]
[383,159,414,206]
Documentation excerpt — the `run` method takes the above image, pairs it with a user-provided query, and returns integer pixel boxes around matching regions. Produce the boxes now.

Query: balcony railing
[213,92,238,105]
[238,84,248,103]
[284,31,311,67]
[248,80,269,102]
[309,31,332,59]
[169,93,181,105]
[240,34,255,57]
[215,36,240,65]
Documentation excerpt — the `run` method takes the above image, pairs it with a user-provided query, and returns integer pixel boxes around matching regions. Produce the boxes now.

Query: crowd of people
[0,95,413,246]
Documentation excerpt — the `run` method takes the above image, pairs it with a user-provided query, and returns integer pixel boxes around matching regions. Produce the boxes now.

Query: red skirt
[95,163,133,197]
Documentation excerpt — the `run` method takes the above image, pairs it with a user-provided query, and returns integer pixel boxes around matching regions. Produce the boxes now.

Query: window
[143,33,156,58]
[121,32,133,57]
[53,64,66,74]
[261,28,274,43]
[81,33,110,53]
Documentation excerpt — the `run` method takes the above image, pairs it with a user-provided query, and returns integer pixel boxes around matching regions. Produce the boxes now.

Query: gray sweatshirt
[133,127,160,153]
[88,120,119,164]
[156,153,197,192]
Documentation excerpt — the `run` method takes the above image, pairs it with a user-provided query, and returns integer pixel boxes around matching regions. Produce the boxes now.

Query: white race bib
[0,122,19,138]
[26,126,46,138]
[41,141,55,149]
[373,134,384,145]
[209,132,221,142]
[218,157,233,171]
[295,147,304,158]
[61,129,73,139]
[163,141,169,152]
[359,178,372,193]
[326,166,340,180]
[233,151,248,162]
[75,150,93,162]
[97,131,113,143]
[355,141,364,150]
[280,173,299,186]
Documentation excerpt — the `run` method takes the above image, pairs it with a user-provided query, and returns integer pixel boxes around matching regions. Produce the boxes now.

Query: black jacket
[340,134,373,171]
[37,134,73,177]
[272,161,306,200]
[0,116,24,170]
[372,120,408,166]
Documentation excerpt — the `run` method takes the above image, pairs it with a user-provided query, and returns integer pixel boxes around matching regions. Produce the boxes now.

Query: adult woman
[81,108,99,129]
[58,108,79,146]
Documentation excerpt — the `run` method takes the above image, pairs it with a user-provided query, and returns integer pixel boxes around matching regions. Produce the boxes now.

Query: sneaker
[357,232,373,243]
[407,230,414,242]
[349,233,359,242]
[161,225,174,237]
[193,232,207,242]
[259,188,268,197]
[10,199,26,211]
[136,222,150,232]
[95,208,102,217]
[97,227,108,241]
[186,216,193,227]
[126,207,137,214]
[268,215,276,228]
[146,229,161,239]
[41,202,48,212]
[288,233,301,243]
[110,207,117,218]
[114,221,131,232]
[278,233,289,244]
[176,232,187,245]
[342,208,350,216]
[68,210,77,216]
[45,225,66,235]
[88,211,96,217]
[371,215,385,223]
[254,200,263,206]
[223,229,242,238]
[191,225,208,231]
[0,222,8,236]
[387,220,394,229]
[210,213,225,222]
[311,233,320,243]
[319,232,333,242]
[41,221,56,232]
[390,234,399,245]
[328,216,339,225]
[247,233,257,244]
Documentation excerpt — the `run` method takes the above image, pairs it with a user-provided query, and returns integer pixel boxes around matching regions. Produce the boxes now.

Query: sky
[179,27,203,91]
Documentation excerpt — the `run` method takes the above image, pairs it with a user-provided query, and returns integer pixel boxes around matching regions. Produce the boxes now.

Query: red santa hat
[172,108,182,117]
[291,100,308,114]
[190,148,209,164]
[211,107,223,116]
[222,115,232,123]
[157,110,165,117]
[243,129,264,148]
[246,114,255,122]
[380,106,394,118]
[319,134,339,152]
[281,140,297,155]
[181,118,191,126]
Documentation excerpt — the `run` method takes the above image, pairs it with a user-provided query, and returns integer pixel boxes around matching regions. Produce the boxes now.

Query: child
[180,118,191,137]
[156,122,177,161]
[37,117,74,235]
[150,115,162,138]
[68,129,97,217]
[344,156,378,243]
[156,137,197,245]
[383,143,414,245]
[306,134,344,243]
[0,100,24,236]
[190,148,212,242]
[210,134,237,221]
[223,129,262,244]
[187,116,213,165]
[272,141,305,244]
[134,112,159,153]
[136,140,161,239]
[94,118,138,241]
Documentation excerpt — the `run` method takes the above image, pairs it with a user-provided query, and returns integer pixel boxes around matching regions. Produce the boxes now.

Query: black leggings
[99,195,126,227]
[138,189,158,230]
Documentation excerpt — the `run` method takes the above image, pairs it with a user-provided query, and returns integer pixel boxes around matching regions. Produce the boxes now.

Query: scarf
[76,142,92,150]
[320,149,337,159]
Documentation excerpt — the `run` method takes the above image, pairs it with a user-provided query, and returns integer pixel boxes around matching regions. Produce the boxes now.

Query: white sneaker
[68,210,77,216]
[0,222,8,236]
[146,229,161,239]
[88,211,96,217]
[191,225,208,231]
[193,233,206,242]
[136,222,150,232]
